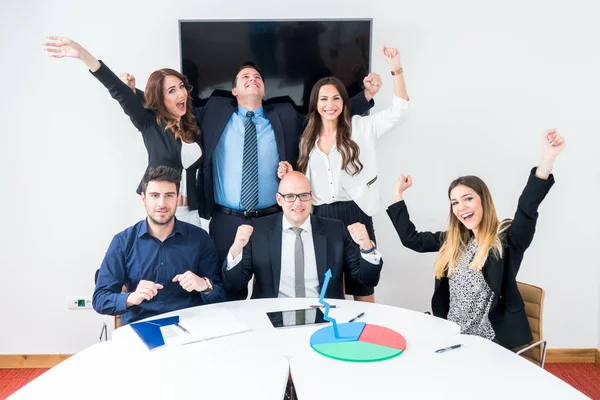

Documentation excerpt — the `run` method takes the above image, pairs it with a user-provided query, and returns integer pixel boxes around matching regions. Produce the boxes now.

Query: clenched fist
[347,223,373,252]
[394,174,413,202]
[230,224,254,258]
[119,73,136,93]
[172,271,208,292]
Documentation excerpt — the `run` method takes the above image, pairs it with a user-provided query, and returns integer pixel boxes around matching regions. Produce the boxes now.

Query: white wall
[1,0,598,354]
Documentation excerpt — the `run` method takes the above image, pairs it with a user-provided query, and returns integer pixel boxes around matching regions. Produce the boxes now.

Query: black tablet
[266,307,327,328]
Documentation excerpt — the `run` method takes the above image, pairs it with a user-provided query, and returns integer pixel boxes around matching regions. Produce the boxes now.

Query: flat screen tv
[179,19,372,111]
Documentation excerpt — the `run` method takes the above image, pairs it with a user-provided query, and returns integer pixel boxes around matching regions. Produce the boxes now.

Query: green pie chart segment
[312,340,402,362]
[310,323,406,362]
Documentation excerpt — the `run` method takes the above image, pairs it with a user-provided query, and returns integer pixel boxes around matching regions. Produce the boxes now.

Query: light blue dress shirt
[212,105,280,210]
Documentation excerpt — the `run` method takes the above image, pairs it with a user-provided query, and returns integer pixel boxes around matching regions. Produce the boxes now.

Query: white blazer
[306,96,409,216]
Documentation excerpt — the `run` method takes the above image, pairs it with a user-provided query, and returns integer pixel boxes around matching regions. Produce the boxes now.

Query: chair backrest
[516,281,545,365]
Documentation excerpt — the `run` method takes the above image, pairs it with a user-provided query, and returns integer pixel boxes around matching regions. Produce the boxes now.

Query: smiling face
[449,184,484,236]
[142,180,178,226]
[276,171,313,227]
[232,67,265,100]
[316,84,344,122]
[162,75,188,119]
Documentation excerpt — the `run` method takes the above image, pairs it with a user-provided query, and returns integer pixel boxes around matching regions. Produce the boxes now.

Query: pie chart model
[310,322,406,362]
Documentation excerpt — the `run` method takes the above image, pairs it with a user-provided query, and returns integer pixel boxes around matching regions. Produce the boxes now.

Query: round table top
[11,298,588,399]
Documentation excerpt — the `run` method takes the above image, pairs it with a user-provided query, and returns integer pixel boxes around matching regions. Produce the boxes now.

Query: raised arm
[349,87,376,116]
[345,223,383,287]
[507,129,564,257]
[386,174,444,252]
[221,225,254,295]
[44,35,100,71]
[352,46,410,139]
[43,36,153,132]
[382,45,409,101]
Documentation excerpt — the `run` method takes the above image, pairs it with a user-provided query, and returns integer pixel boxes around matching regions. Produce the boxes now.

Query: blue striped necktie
[240,111,259,211]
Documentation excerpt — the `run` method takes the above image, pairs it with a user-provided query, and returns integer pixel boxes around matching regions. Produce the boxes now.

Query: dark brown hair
[232,62,264,87]
[144,69,200,143]
[297,77,362,176]
[141,166,181,194]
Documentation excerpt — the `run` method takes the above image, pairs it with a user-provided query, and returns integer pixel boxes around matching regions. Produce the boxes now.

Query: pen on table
[175,323,190,334]
[435,344,462,354]
[310,305,337,308]
[348,312,365,323]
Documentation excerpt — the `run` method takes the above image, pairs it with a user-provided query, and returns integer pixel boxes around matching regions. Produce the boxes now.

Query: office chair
[514,282,547,368]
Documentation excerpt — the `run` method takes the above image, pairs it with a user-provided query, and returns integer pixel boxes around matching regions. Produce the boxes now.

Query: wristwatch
[360,243,377,254]
[391,67,404,76]
[201,277,214,294]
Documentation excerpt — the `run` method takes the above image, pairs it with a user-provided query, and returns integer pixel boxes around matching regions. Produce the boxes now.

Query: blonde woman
[278,45,409,303]
[387,129,565,348]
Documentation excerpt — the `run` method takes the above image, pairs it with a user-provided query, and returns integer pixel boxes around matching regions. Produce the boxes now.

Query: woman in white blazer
[278,45,409,302]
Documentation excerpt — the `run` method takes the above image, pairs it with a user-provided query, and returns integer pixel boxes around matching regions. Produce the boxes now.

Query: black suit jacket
[222,214,383,299]
[195,93,374,217]
[386,169,554,349]
[92,61,204,212]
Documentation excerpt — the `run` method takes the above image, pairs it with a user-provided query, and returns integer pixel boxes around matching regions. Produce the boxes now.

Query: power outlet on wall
[67,296,93,310]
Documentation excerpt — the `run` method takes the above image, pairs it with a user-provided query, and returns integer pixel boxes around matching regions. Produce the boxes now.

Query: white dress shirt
[179,141,202,197]
[176,141,205,229]
[309,138,353,205]
[278,217,320,298]
[227,216,382,298]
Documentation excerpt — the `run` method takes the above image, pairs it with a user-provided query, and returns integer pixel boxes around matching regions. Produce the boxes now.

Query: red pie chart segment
[358,324,406,351]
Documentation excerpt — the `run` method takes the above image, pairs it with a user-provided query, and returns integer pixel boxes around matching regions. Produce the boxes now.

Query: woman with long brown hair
[278,45,409,302]
[43,36,206,228]
[387,130,565,348]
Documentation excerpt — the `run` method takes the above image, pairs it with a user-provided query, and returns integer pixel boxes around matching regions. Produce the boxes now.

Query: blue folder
[130,316,180,350]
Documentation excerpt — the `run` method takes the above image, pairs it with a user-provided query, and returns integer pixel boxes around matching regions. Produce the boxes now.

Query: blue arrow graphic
[318,269,341,338]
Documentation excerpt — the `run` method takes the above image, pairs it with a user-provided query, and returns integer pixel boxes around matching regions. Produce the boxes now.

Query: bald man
[222,172,383,299]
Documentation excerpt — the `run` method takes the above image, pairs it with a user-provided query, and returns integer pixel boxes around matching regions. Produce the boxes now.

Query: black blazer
[92,61,204,212]
[195,93,374,217]
[222,214,383,299]
[386,169,554,349]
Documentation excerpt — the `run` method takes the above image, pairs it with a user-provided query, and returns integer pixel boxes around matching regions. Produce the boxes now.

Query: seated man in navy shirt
[93,166,225,324]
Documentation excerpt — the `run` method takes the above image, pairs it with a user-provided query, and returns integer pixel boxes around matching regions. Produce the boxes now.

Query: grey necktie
[291,227,306,298]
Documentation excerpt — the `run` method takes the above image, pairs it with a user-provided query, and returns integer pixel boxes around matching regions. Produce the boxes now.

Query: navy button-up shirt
[93,218,225,324]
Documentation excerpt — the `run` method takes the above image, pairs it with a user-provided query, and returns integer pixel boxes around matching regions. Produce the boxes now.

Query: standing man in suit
[195,63,381,299]
[222,171,383,299]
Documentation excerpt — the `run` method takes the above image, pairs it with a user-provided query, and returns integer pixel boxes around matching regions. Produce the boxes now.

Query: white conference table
[8,338,289,400]
[114,298,589,399]
[291,333,589,399]
[10,298,589,399]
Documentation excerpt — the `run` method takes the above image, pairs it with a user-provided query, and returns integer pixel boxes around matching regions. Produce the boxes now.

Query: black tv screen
[179,20,372,111]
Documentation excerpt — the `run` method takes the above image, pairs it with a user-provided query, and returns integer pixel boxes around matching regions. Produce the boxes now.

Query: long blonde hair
[433,175,511,279]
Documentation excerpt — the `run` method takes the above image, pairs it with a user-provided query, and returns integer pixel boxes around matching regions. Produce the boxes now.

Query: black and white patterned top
[447,239,496,340]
